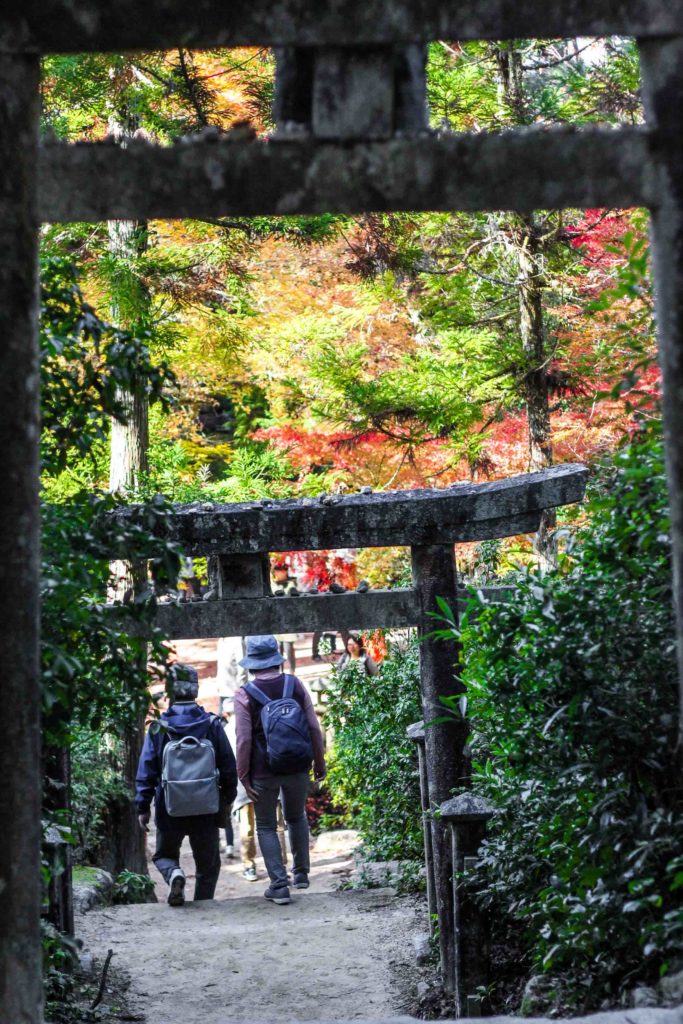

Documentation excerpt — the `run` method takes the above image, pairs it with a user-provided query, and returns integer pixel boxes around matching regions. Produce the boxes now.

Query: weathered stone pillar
[407,720,437,935]
[441,794,495,1017]
[0,50,43,1024]
[638,37,683,755]
[411,544,467,993]
[274,45,427,138]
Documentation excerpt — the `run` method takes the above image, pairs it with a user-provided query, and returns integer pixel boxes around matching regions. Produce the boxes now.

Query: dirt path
[148,828,359,902]
[77,833,422,1023]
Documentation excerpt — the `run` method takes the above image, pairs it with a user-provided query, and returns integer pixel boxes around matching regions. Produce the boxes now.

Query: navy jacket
[135,701,237,829]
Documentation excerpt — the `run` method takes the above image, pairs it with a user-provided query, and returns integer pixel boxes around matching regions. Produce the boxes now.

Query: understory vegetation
[454,423,680,1011]
[325,642,423,862]
[326,423,682,1012]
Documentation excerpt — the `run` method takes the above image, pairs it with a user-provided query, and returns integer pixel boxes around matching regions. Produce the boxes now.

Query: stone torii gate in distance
[125,464,587,989]
[3,2,683,1021]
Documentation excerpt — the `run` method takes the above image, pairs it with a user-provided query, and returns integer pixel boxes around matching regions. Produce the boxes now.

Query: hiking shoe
[242,867,258,882]
[293,872,310,889]
[264,885,291,905]
[225,845,235,860]
[168,868,186,907]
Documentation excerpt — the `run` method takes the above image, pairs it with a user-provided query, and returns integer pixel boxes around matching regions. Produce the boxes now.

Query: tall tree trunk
[107,118,151,876]
[108,216,150,494]
[517,215,556,566]
[495,44,556,567]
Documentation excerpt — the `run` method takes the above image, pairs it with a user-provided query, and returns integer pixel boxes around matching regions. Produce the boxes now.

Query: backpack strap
[244,681,269,707]
[282,674,296,699]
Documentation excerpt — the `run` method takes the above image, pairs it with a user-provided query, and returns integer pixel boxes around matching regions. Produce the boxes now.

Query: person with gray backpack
[135,663,237,906]
[234,634,326,905]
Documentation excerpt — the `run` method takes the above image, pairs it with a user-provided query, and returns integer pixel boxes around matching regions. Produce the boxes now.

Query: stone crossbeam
[3,0,682,53]
[117,587,513,641]
[114,464,587,557]
[38,128,655,224]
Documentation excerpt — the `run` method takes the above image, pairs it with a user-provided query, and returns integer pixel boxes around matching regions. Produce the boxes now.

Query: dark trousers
[153,822,220,901]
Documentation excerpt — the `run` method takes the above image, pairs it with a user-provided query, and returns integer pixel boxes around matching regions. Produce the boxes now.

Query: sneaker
[242,867,258,882]
[168,868,186,907]
[264,885,291,905]
[293,872,310,889]
[225,845,235,860]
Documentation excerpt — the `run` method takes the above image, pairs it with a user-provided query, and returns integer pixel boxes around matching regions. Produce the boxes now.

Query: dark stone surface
[138,588,421,639]
[0,52,43,1024]
[112,465,587,556]
[4,0,682,52]
[38,129,654,224]
[639,38,683,754]
[440,794,495,823]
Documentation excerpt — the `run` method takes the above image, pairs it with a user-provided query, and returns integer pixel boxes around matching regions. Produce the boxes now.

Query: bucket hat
[168,662,199,699]
[239,634,285,671]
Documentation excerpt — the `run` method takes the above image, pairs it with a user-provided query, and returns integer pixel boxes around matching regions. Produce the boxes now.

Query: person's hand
[244,781,259,803]
[138,812,150,833]
[314,768,327,783]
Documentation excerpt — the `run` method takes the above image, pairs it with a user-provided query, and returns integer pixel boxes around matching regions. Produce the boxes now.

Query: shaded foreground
[77,888,420,1023]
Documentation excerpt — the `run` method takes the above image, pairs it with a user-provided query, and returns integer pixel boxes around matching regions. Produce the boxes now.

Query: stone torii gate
[2,3,683,1022]
[120,465,587,991]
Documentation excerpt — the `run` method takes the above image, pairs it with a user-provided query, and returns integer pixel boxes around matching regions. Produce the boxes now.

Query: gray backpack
[161,731,220,817]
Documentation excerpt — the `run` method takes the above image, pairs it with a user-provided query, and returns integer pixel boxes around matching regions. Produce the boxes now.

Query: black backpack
[244,675,313,774]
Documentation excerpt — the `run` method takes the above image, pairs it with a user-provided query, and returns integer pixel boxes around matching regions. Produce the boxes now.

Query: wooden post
[407,721,437,935]
[411,544,467,994]
[0,51,43,1024]
[638,37,683,755]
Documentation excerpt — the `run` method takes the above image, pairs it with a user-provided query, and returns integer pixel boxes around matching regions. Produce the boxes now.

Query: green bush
[456,423,683,1011]
[325,639,423,861]
[70,729,129,864]
[112,870,156,904]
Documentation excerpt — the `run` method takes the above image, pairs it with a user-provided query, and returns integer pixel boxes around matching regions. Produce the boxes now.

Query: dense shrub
[457,424,683,1011]
[325,640,423,860]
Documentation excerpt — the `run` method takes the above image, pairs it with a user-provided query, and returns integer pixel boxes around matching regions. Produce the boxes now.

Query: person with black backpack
[135,663,237,906]
[234,634,326,905]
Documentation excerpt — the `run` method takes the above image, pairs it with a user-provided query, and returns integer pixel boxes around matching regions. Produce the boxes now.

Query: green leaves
[40,255,175,477]
[325,640,424,861]
[455,421,682,1011]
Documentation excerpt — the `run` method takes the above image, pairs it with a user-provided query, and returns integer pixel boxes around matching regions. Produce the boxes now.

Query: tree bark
[516,214,556,566]
[108,215,150,494]
[107,120,151,876]
[0,51,43,1024]
[495,43,556,567]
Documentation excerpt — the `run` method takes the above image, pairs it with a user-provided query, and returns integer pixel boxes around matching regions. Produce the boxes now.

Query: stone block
[413,931,431,965]
[660,970,683,1007]
[313,48,394,139]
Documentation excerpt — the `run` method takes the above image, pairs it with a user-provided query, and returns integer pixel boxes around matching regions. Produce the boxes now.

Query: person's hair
[168,662,199,701]
[346,634,365,654]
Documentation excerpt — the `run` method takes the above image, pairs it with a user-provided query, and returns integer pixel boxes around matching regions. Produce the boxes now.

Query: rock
[73,868,114,915]
[520,974,556,1016]
[356,579,369,593]
[416,981,430,1000]
[360,485,373,494]
[632,987,660,1008]
[412,931,431,966]
[660,969,683,1006]
[78,952,94,975]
